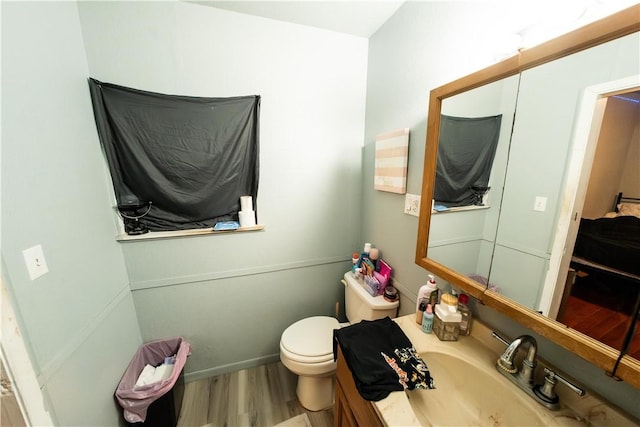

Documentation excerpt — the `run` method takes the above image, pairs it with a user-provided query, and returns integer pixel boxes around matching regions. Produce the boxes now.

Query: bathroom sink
[406,352,548,426]
[371,316,635,427]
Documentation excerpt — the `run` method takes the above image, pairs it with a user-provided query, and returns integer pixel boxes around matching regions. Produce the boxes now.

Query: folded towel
[334,317,434,401]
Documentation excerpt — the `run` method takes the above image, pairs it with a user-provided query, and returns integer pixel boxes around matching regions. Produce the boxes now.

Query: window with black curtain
[88,78,260,233]
[434,114,502,207]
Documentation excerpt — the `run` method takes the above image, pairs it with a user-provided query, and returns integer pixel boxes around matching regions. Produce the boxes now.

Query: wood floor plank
[177,377,210,427]
[179,361,333,427]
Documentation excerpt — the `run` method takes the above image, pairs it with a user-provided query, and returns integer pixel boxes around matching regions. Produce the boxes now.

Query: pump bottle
[416,274,439,314]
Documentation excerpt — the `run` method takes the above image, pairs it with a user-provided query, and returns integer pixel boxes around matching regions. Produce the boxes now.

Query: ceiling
[187,1,405,38]
[189,1,640,42]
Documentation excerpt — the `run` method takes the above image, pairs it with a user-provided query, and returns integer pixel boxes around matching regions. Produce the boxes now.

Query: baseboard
[182,353,281,382]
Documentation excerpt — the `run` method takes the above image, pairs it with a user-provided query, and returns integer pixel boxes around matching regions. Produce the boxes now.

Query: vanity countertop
[370,314,638,427]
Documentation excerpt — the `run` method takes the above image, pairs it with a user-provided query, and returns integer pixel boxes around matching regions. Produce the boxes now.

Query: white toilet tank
[342,271,399,323]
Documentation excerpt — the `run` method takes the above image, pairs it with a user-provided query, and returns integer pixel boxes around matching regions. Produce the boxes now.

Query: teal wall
[491,33,640,308]
[1,2,142,425]
[362,2,640,418]
[2,1,639,424]
[76,1,367,380]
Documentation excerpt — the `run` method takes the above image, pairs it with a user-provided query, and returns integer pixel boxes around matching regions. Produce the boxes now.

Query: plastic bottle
[416,299,426,325]
[422,304,434,334]
[458,293,472,336]
[369,247,379,270]
[351,252,359,272]
[416,275,439,313]
[360,243,371,262]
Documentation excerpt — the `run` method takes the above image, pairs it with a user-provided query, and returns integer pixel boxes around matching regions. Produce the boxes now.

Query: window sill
[116,225,265,242]
[432,205,490,214]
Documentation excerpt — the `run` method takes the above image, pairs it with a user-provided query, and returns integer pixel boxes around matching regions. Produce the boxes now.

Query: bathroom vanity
[334,344,384,427]
[334,315,639,426]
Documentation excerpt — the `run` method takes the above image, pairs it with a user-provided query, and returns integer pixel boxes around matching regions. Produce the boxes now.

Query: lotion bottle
[416,274,438,323]
[416,275,438,314]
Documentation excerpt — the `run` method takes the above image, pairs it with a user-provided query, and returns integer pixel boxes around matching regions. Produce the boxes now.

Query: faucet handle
[543,367,585,396]
[491,331,511,347]
[535,367,585,405]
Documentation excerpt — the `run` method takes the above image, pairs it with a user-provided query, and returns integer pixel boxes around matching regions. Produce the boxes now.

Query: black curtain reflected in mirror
[434,115,502,207]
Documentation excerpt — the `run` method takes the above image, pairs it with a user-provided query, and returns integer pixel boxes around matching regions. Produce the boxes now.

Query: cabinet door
[333,346,384,427]
[334,380,357,427]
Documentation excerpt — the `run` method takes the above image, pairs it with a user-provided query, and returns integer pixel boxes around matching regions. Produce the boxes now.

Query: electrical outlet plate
[404,194,421,217]
[534,196,547,212]
[22,244,49,280]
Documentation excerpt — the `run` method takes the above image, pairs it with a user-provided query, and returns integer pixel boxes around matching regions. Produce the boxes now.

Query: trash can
[116,337,191,426]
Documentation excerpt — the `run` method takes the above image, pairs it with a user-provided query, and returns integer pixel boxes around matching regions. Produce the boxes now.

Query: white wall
[1,2,142,425]
[583,96,640,218]
[76,1,368,379]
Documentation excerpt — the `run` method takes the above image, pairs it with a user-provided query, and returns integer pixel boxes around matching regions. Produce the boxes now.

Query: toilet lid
[281,316,339,358]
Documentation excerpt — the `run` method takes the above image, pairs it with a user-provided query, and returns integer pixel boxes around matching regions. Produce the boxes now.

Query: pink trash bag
[115,337,191,423]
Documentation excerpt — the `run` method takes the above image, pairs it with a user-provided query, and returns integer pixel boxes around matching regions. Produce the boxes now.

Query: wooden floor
[1,360,27,427]
[559,295,640,360]
[177,361,333,427]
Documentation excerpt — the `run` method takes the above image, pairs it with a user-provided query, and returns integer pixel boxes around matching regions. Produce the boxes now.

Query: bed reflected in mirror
[557,90,640,358]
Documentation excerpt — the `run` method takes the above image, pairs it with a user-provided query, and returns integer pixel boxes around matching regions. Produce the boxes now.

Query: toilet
[279,271,399,411]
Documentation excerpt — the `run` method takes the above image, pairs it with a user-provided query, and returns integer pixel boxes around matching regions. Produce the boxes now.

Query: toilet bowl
[280,316,339,411]
[280,272,400,411]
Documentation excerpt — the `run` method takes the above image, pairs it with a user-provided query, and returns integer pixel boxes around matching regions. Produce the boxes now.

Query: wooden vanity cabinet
[333,346,384,427]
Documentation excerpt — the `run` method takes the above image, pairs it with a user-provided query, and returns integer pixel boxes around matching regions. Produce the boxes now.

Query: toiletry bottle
[416,275,439,315]
[416,276,433,314]
[422,304,434,334]
[369,247,380,271]
[351,252,360,272]
[358,243,371,268]
[416,299,426,325]
[427,275,439,307]
[458,293,472,336]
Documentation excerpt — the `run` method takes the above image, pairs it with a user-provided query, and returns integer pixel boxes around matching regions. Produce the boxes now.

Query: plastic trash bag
[115,337,191,423]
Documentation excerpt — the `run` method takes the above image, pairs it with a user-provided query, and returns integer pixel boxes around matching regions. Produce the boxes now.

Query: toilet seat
[280,316,338,364]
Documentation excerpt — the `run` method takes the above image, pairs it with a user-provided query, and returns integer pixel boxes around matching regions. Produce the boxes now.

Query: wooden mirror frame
[416,5,640,388]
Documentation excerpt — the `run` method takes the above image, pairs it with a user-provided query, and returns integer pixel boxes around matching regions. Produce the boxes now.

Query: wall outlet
[404,194,421,217]
[533,196,547,212]
[22,244,49,280]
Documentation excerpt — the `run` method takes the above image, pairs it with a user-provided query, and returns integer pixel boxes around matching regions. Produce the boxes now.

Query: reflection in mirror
[554,88,640,361]
[417,5,640,387]
[487,34,639,315]
[427,75,519,290]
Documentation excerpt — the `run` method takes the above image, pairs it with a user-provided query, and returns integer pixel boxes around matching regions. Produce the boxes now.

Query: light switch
[22,244,49,280]
[404,194,421,217]
[533,196,547,212]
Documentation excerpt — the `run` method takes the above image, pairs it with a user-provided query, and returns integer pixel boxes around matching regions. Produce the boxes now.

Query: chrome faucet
[492,331,585,411]
[496,334,537,386]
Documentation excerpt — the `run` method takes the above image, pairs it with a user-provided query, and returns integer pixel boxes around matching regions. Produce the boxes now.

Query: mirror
[428,75,520,286]
[416,5,640,387]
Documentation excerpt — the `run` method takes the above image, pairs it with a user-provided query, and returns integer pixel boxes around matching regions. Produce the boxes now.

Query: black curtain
[88,78,260,231]
[434,114,502,206]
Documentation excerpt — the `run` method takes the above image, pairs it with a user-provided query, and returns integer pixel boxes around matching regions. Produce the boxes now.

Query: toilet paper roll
[239,210,256,228]
[240,196,253,212]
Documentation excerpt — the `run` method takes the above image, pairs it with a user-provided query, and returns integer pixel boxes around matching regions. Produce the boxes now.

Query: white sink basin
[407,352,547,426]
[372,316,636,427]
